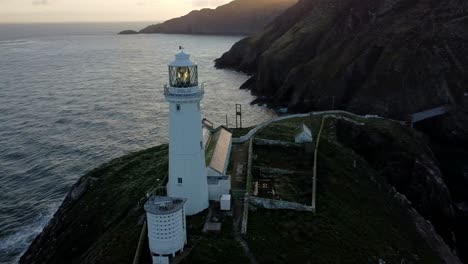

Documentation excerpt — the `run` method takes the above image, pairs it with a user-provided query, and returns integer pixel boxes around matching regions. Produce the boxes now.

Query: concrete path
[410,105,451,124]
[232,203,258,264]
[232,110,399,144]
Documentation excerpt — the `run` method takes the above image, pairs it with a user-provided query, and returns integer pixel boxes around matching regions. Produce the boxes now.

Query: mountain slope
[138,0,297,35]
[215,0,468,119]
[215,1,468,261]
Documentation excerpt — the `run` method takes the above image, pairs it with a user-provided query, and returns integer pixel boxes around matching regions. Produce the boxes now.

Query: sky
[0,0,232,23]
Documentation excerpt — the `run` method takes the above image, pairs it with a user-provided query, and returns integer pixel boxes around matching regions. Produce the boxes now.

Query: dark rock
[335,119,459,256]
[118,30,138,35]
[216,0,468,120]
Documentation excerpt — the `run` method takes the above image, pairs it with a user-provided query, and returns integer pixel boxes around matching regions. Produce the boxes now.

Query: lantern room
[168,50,198,88]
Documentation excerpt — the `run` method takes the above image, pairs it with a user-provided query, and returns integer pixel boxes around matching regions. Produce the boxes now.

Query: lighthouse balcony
[164,83,204,99]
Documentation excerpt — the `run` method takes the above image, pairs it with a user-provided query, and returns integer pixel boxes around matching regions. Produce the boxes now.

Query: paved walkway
[232,110,401,144]
[410,105,451,124]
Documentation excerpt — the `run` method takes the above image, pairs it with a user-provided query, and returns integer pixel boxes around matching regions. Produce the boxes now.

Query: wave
[0,201,61,264]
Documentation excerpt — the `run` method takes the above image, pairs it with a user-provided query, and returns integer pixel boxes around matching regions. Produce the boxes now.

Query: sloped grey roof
[296,124,312,138]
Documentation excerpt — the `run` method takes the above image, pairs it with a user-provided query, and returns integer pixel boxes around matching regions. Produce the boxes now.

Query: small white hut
[295,124,313,144]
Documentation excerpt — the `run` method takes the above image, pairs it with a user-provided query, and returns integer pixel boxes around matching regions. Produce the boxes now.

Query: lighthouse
[164,49,209,216]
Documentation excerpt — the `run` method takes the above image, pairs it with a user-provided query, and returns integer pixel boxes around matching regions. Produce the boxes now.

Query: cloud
[191,0,230,7]
[32,0,49,6]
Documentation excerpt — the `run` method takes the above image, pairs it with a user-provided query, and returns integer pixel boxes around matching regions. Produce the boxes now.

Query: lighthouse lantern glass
[169,65,198,88]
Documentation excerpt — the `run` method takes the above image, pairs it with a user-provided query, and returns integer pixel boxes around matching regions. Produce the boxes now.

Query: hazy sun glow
[0,0,232,23]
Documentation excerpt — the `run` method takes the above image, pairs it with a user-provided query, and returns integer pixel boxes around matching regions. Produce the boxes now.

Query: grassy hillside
[249,115,442,263]
[20,145,169,264]
[20,114,459,263]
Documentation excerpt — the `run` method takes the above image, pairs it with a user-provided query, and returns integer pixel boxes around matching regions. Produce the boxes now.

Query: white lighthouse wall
[147,210,186,256]
[167,99,209,215]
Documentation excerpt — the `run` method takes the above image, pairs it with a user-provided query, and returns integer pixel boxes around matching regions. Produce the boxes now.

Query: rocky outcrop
[335,119,459,256]
[118,30,138,35]
[215,0,468,120]
[138,0,297,35]
[391,189,462,264]
[20,146,169,264]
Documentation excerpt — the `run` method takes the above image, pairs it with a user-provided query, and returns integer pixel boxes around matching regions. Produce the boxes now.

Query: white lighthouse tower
[164,49,209,216]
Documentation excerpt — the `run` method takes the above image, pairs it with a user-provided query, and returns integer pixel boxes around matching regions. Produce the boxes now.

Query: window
[178,178,183,184]
[200,141,203,149]
[176,104,181,111]
[197,102,200,111]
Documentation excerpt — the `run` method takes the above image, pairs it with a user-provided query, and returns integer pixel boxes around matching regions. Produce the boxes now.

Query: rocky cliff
[138,0,297,35]
[19,146,169,264]
[216,4,468,259]
[215,0,468,120]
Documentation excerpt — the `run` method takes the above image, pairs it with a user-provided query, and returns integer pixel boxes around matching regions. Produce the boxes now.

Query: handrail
[164,83,205,97]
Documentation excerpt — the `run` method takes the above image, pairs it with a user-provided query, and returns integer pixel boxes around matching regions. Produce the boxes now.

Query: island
[20,112,462,264]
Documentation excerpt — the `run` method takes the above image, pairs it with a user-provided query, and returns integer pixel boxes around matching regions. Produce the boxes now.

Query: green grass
[246,139,441,264]
[181,213,250,264]
[253,144,313,204]
[245,115,442,264]
[21,145,169,264]
[205,130,220,166]
[255,116,323,142]
[232,127,255,138]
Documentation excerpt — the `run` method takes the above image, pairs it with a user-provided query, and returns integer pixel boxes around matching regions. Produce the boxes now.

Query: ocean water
[0,23,275,263]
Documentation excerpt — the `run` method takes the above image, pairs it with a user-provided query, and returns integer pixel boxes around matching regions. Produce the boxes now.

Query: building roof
[144,196,187,215]
[207,175,230,185]
[296,124,312,138]
[221,194,231,201]
[169,50,195,67]
[207,127,232,175]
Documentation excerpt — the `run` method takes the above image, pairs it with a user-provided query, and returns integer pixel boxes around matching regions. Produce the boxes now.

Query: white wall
[167,95,209,216]
[147,209,186,256]
[295,132,312,144]
[208,177,231,201]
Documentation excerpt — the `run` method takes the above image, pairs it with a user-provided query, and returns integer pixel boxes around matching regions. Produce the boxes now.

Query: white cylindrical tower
[165,49,209,216]
[145,196,187,257]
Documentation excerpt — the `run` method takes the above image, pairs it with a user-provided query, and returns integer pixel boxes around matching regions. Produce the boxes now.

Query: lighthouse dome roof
[169,50,195,67]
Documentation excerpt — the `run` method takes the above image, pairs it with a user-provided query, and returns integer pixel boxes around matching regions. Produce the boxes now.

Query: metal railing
[164,83,205,98]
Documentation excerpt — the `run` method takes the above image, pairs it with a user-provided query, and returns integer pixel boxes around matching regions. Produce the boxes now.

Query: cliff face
[216,5,468,258]
[215,0,468,120]
[336,119,457,248]
[20,146,169,264]
[139,0,297,35]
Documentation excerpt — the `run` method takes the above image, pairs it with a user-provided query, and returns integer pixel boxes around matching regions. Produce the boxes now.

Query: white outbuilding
[220,194,231,211]
[295,124,313,144]
[145,196,187,260]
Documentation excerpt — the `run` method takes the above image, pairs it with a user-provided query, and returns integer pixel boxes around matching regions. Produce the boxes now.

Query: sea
[0,22,275,263]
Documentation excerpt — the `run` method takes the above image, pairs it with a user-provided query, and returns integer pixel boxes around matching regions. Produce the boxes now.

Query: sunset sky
[0,0,232,23]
